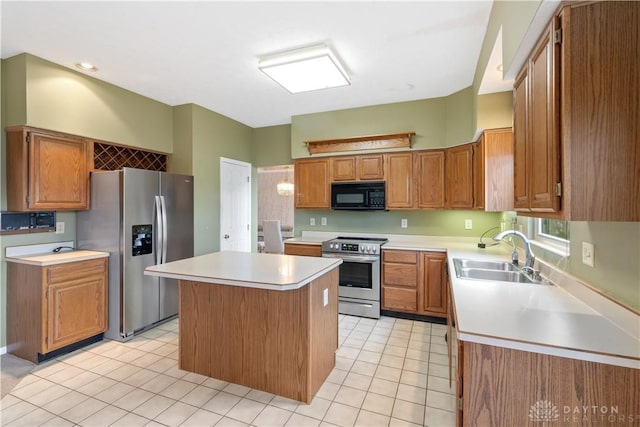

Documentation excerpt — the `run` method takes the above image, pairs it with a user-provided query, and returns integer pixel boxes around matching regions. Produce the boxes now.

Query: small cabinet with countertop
[6,251,109,363]
[5,126,91,211]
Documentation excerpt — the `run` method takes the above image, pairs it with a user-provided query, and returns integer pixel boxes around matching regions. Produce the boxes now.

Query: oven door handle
[322,253,379,263]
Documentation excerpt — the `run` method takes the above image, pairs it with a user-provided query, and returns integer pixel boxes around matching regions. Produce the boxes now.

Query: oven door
[322,253,380,301]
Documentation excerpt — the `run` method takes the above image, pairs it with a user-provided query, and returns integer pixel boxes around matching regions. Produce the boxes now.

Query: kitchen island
[144,251,341,403]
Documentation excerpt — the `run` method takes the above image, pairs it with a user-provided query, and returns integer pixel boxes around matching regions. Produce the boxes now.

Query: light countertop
[285,232,639,368]
[5,250,109,266]
[144,251,342,291]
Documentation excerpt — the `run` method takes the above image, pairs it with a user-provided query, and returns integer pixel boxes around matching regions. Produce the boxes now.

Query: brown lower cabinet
[448,282,640,426]
[382,249,447,318]
[284,243,322,257]
[7,257,108,363]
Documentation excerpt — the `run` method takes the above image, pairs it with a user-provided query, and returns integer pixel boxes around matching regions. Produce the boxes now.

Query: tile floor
[0,315,456,427]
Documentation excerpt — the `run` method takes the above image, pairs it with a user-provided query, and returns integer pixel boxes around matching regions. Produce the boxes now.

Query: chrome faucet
[493,230,536,269]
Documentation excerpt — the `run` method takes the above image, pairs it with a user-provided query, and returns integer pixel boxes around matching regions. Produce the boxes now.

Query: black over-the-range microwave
[331,181,386,211]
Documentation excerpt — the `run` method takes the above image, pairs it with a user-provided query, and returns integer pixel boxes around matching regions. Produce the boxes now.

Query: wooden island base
[178,268,338,403]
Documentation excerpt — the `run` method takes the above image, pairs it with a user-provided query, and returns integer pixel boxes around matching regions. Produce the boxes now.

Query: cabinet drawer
[284,243,321,257]
[383,287,417,312]
[383,263,418,287]
[46,258,107,284]
[383,250,417,264]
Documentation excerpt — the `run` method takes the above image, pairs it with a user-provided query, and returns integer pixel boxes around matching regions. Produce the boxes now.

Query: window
[530,218,570,255]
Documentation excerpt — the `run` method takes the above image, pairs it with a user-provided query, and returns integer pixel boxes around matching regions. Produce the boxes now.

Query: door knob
[224,234,230,239]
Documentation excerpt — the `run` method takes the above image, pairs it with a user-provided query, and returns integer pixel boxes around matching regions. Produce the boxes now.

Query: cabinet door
[384,153,414,209]
[294,159,330,208]
[358,154,384,180]
[513,68,530,211]
[331,156,357,181]
[419,252,447,316]
[446,144,474,209]
[483,128,515,212]
[415,150,445,208]
[472,139,485,210]
[528,22,560,212]
[29,132,90,210]
[46,272,107,352]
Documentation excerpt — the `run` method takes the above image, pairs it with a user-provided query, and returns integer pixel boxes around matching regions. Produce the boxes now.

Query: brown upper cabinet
[515,1,639,220]
[473,128,514,212]
[384,152,414,209]
[330,154,384,182]
[513,20,561,214]
[6,127,91,211]
[445,143,474,209]
[415,150,445,209]
[294,158,330,209]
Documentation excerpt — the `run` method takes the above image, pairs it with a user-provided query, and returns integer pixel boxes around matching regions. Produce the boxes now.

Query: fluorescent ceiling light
[259,44,350,94]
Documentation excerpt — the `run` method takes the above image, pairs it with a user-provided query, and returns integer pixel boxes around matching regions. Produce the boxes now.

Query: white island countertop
[145,251,342,291]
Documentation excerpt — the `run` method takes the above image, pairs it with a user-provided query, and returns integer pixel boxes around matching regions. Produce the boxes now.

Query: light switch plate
[401,219,408,228]
[310,217,316,226]
[465,219,472,230]
[321,217,327,226]
[56,222,65,234]
[582,242,594,267]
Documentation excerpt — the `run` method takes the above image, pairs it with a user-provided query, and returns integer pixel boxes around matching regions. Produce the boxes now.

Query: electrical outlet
[465,219,472,230]
[56,222,65,234]
[582,242,594,267]
[401,219,408,228]
[323,288,329,307]
[321,217,327,226]
[310,217,316,226]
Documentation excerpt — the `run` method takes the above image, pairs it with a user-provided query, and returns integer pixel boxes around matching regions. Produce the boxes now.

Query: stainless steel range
[322,236,388,319]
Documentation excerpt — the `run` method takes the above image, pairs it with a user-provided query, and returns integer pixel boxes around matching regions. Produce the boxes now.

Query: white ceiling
[1,1,509,128]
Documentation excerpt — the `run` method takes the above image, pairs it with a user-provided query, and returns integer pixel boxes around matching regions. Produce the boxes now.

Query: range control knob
[360,246,365,253]
[367,246,372,253]
[372,246,377,253]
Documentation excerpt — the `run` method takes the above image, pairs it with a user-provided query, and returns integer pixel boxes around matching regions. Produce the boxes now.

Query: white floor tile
[252,405,292,427]
[400,370,428,389]
[112,388,155,411]
[245,389,275,404]
[424,406,455,427]
[225,398,266,424]
[315,381,341,401]
[159,378,199,400]
[322,401,359,427]
[295,396,331,420]
[396,383,427,405]
[76,375,118,397]
[1,400,38,425]
[81,404,128,426]
[342,372,373,391]
[426,389,456,412]
[391,399,425,425]
[179,384,219,407]
[222,383,251,397]
[361,392,395,416]
[368,378,399,398]
[4,407,56,426]
[355,409,391,427]
[379,354,405,369]
[427,375,455,395]
[140,373,178,393]
[285,413,321,427]
[111,412,151,427]
[374,365,402,382]
[180,408,222,427]
[154,401,198,426]
[215,416,249,426]
[131,394,175,419]
[202,391,242,416]
[94,381,137,404]
[349,360,377,376]
[333,386,367,408]
[42,390,89,415]
[60,397,109,424]
[270,395,301,412]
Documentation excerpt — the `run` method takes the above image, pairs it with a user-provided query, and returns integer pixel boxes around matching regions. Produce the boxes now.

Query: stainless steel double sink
[452,258,550,285]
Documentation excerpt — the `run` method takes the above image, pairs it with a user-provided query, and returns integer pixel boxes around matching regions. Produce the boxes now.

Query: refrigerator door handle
[155,195,163,265]
[160,195,168,264]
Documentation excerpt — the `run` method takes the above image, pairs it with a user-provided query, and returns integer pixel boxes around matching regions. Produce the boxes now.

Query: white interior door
[220,157,251,252]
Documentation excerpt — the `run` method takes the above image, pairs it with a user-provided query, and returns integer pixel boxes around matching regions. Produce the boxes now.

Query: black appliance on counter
[331,181,386,211]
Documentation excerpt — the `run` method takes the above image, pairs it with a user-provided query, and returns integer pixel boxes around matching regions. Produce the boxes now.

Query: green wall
[252,125,292,167]
[478,91,513,129]
[295,210,502,238]
[190,104,254,256]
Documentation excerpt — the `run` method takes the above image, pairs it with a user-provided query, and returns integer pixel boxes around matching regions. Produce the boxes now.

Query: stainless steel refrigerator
[77,168,194,341]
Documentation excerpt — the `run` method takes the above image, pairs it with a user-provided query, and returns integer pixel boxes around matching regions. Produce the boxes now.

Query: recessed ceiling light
[76,62,98,72]
[259,44,350,94]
